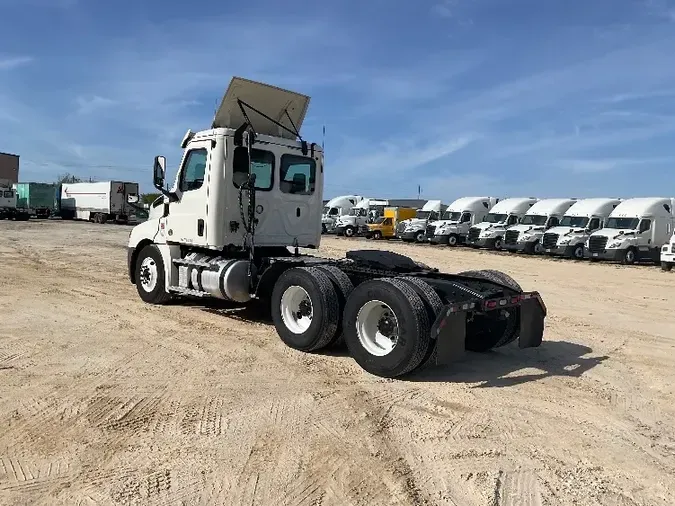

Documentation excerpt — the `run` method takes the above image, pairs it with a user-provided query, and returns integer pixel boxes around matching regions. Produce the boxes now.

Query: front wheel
[415,231,426,243]
[622,248,637,265]
[662,262,673,272]
[493,237,503,250]
[572,244,584,259]
[342,278,431,378]
[344,226,355,238]
[447,234,459,247]
[372,230,382,240]
[135,244,172,304]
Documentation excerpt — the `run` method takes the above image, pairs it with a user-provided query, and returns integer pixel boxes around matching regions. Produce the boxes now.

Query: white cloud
[0,56,33,70]
[555,156,675,174]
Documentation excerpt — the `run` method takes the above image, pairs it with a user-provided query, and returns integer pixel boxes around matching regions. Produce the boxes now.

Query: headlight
[559,238,571,245]
[608,241,622,248]
[521,234,532,241]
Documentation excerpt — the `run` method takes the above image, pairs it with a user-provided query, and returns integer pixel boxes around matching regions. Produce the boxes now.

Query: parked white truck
[0,181,30,221]
[466,197,539,250]
[334,198,388,237]
[56,181,141,223]
[541,198,622,259]
[125,76,547,378]
[322,195,363,233]
[503,198,577,254]
[587,197,675,265]
[397,200,446,243]
[428,197,500,246]
[661,231,675,271]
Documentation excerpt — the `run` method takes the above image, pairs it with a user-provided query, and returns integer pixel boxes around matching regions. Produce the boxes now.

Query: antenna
[322,125,326,150]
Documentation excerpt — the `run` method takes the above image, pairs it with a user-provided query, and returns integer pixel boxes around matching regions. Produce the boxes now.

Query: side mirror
[153,155,166,190]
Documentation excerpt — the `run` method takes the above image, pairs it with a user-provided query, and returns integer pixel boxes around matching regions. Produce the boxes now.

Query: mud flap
[517,297,545,349]
[432,312,467,365]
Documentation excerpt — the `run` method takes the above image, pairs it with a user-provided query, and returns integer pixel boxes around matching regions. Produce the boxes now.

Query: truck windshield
[605,217,639,229]
[415,210,431,219]
[520,215,547,226]
[349,208,366,217]
[443,211,461,221]
[559,216,589,227]
[484,213,507,223]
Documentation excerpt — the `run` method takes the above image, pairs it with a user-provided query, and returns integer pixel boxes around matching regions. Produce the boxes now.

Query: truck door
[164,140,210,246]
[637,218,652,255]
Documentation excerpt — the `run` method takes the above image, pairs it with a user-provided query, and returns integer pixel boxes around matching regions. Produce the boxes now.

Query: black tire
[415,231,426,243]
[572,244,584,260]
[314,265,354,347]
[457,269,522,351]
[398,277,444,369]
[342,277,431,378]
[344,226,355,238]
[662,262,673,272]
[622,247,637,265]
[271,267,340,352]
[372,230,382,240]
[493,237,503,250]
[447,234,459,247]
[135,244,172,304]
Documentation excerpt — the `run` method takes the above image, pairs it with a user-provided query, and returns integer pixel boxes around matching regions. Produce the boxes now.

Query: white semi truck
[503,198,578,254]
[322,195,363,234]
[466,197,539,250]
[428,197,500,246]
[661,231,675,271]
[0,181,30,221]
[541,198,622,259]
[125,76,547,378]
[334,198,388,237]
[397,200,446,243]
[56,181,141,223]
[587,197,675,265]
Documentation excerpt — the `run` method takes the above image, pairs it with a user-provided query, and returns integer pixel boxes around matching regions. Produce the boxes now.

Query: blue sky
[2,0,675,201]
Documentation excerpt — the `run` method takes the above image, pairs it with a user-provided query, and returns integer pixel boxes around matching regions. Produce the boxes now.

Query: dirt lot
[0,219,673,506]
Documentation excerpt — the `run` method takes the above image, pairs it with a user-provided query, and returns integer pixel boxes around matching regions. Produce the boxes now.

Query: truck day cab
[466,198,538,250]
[541,198,621,259]
[125,77,547,378]
[397,200,445,243]
[587,197,675,265]
[334,198,388,237]
[503,199,577,254]
[661,232,675,271]
[428,197,499,246]
[322,195,363,234]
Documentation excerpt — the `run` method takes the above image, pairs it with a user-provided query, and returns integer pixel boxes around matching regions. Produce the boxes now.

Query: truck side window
[588,218,600,230]
[547,217,559,228]
[179,149,208,192]
[383,218,392,225]
[233,148,274,191]
[460,212,471,223]
[507,215,518,225]
[639,219,651,233]
[280,154,316,195]
[329,207,338,216]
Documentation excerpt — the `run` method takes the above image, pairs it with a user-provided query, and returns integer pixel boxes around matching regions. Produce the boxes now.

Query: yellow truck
[365,207,417,239]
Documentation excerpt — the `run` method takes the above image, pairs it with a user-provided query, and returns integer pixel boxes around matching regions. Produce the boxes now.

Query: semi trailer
[15,182,57,218]
[661,232,675,271]
[126,76,547,378]
[56,181,141,223]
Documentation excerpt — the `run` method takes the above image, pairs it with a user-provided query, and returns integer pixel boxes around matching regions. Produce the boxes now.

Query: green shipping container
[15,182,57,218]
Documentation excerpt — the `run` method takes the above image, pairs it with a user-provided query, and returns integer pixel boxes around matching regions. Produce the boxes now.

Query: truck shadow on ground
[180,298,606,387]
[407,341,608,388]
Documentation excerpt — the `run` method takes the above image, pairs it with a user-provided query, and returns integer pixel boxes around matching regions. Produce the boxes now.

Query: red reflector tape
[486,300,497,309]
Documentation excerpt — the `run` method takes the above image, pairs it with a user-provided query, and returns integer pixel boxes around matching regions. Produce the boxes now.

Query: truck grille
[542,233,559,249]
[588,236,608,253]
[397,222,406,235]
[426,225,436,238]
[505,230,520,245]
[468,227,480,242]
